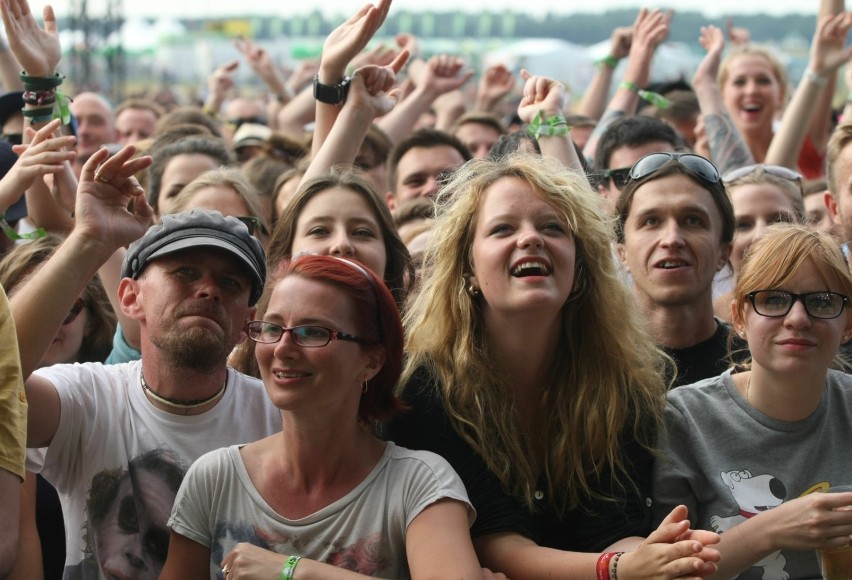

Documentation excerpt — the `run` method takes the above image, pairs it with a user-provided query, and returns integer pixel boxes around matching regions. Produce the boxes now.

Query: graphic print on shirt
[65,447,187,580]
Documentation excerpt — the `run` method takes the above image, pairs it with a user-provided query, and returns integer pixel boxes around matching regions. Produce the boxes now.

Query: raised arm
[475,63,516,114]
[575,25,631,121]
[302,54,407,184]
[766,11,852,169]
[692,25,754,174]
[583,8,670,163]
[312,0,392,159]
[517,69,583,173]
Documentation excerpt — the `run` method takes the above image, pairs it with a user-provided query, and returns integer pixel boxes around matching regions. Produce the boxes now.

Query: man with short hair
[114,98,163,145]
[594,115,682,212]
[386,127,471,210]
[615,156,741,387]
[450,112,506,159]
[13,148,280,578]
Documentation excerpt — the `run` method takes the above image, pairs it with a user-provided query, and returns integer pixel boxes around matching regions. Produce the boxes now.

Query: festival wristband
[280,555,301,580]
[596,552,617,580]
[619,80,671,109]
[595,55,620,70]
[0,215,46,240]
[19,71,64,91]
[527,110,571,139]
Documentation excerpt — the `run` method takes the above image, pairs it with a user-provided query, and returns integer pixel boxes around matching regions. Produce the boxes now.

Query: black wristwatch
[313,74,352,105]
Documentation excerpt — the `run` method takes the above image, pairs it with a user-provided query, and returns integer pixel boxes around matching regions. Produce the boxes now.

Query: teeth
[659,261,685,269]
[275,371,307,379]
[512,261,550,276]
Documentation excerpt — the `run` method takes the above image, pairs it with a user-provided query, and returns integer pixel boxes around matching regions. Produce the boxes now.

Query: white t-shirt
[169,442,474,579]
[27,360,281,578]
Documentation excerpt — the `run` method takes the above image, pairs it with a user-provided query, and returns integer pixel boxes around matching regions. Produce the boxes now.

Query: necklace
[745,372,752,406]
[141,372,227,410]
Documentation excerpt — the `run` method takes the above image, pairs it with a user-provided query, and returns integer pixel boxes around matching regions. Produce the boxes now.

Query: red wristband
[596,552,617,580]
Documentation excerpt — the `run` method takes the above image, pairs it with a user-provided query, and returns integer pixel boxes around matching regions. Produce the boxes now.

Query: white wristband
[805,70,828,88]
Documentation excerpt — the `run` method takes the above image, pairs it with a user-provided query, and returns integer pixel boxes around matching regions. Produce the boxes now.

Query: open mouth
[511,261,551,277]
[656,259,688,270]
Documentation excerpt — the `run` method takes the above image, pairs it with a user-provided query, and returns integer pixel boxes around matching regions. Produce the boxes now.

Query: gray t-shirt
[652,367,852,579]
[169,442,474,579]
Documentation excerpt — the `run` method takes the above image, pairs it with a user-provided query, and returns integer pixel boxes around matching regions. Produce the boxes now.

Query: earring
[362,380,368,394]
[465,278,480,297]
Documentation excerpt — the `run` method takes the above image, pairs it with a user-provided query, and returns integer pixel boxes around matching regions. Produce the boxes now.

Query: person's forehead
[71,96,112,119]
[398,145,464,174]
[608,140,674,170]
[630,174,722,218]
[116,107,157,124]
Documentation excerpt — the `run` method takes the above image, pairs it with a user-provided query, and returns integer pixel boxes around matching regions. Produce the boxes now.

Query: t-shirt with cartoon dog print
[652,367,852,580]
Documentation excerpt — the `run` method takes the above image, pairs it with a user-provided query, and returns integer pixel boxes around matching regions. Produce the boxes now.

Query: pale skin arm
[312,0,392,160]
[302,56,407,185]
[203,60,237,117]
[583,8,670,162]
[0,469,19,578]
[765,11,852,169]
[706,492,852,578]
[7,472,44,580]
[692,25,754,174]
[474,506,720,580]
[474,63,516,113]
[806,0,845,155]
[517,69,583,173]
[575,26,631,121]
[0,37,23,91]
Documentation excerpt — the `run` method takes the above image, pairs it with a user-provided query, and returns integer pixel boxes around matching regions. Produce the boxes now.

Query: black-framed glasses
[629,152,721,186]
[602,167,631,190]
[235,216,269,237]
[246,321,372,347]
[64,297,88,325]
[747,290,849,319]
[723,164,804,195]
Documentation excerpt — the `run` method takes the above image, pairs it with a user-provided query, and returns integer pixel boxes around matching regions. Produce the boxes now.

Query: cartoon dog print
[710,469,789,579]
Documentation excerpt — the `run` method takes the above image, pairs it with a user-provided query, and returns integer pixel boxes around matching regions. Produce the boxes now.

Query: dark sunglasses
[235,216,269,237]
[723,164,804,195]
[64,297,88,325]
[601,167,631,190]
[628,152,721,186]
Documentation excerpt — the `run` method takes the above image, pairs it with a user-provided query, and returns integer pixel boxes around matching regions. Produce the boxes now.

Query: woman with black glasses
[713,164,806,321]
[653,224,852,579]
[162,254,485,579]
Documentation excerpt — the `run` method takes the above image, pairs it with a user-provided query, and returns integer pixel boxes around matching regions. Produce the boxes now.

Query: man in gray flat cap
[10,145,279,579]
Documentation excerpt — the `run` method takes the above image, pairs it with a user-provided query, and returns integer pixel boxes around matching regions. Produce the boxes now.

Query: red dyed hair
[286,254,405,423]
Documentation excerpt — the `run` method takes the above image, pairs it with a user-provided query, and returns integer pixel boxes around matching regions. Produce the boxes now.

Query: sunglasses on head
[628,152,721,186]
[64,297,88,325]
[235,216,269,237]
[723,164,804,195]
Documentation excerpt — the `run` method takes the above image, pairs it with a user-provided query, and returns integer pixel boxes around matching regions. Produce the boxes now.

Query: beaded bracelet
[527,110,571,139]
[280,555,301,580]
[23,88,57,106]
[611,551,624,580]
[619,80,671,110]
[595,55,620,70]
[19,71,64,91]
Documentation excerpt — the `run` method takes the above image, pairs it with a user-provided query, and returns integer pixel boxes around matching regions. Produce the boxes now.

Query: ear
[826,191,843,227]
[717,243,733,273]
[118,278,145,321]
[615,242,630,273]
[385,191,397,211]
[361,345,386,383]
[731,300,747,341]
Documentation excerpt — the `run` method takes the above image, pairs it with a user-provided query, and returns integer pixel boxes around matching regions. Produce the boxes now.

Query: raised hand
[418,54,473,98]
[346,49,408,119]
[609,25,633,61]
[694,25,725,88]
[0,0,60,76]
[207,60,239,107]
[74,145,153,253]
[725,17,751,47]
[476,63,516,111]
[2,119,75,211]
[320,0,391,81]
[517,68,568,123]
[234,35,284,90]
[809,12,852,78]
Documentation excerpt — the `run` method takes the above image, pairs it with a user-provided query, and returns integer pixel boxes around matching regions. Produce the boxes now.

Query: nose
[329,231,355,257]
[273,328,300,357]
[783,298,812,328]
[659,219,685,248]
[421,176,441,198]
[194,273,222,301]
[517,224,543,248]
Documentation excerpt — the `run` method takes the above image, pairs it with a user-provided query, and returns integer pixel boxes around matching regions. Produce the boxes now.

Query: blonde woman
[385,153,721,578]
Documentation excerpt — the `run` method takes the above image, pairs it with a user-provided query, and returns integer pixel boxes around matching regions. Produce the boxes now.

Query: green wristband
[0,215,46,240]
[619,81,671,109]
[527,110,571,139]
[596,55,620,70]
[280,555,301,580]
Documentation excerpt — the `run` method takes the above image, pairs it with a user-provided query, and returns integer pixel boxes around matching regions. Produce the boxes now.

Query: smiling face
[722,53,784,134]
[618,174,730,310]
[255,275,380,416]
[733,259,852,383]
[291,187,388,279]
[470,176,576,322]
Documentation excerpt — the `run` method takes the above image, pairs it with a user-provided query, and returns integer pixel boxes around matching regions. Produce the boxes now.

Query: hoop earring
[362,380,368,394]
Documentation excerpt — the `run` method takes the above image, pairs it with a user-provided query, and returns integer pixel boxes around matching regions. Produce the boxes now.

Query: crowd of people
[2,0,852,578]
